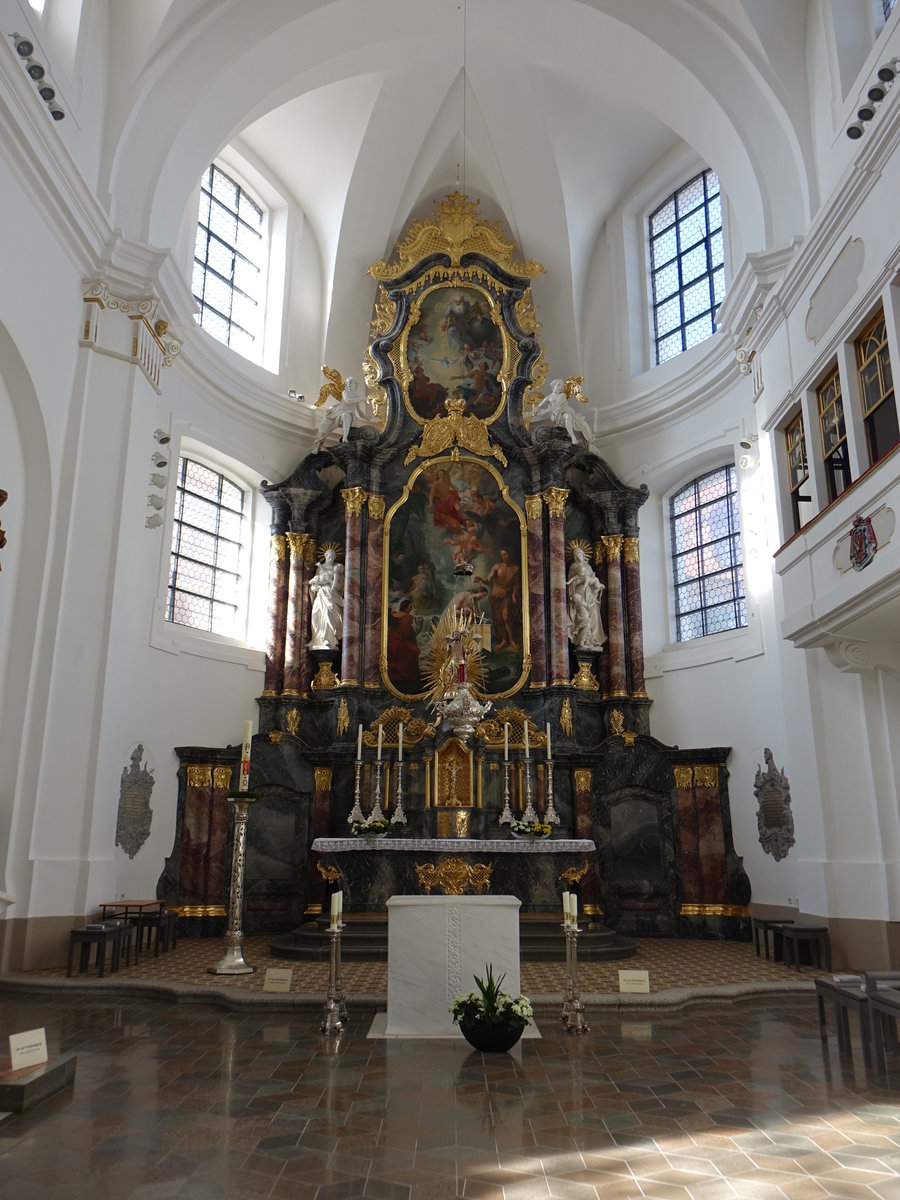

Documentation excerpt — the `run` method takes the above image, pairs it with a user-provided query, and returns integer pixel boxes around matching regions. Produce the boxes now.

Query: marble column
[362,495,385,687]
[283,533,307,695]
[263,534,287,696]
[307,766,335,915]
[601,535,627,698]
[298,535,317,696]
[340,487,366,687]
[524,494,547,686]
[624,537,647,698]
[543,487,570,686]
[573,768,601,914]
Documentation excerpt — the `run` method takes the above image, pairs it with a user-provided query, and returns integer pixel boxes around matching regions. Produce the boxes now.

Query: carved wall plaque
[116,744,154,859]
[754,748,795,861]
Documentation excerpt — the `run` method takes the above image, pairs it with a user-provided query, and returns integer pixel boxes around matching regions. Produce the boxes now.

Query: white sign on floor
[9,1027,48,1071]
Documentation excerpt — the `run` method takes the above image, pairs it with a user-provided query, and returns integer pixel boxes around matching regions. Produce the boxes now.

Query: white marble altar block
[385,895,521,1037]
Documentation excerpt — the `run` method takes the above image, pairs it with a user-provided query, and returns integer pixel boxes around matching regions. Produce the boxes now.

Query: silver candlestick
[545,760,560,825]
[321,920,346,1034]
[369,760,386,822]
[560,920,590,1035]
[209,795,256,975]
[347,758,365,825]
[521,760,539,824]
[391,762,407,825]
[498,761,514,825]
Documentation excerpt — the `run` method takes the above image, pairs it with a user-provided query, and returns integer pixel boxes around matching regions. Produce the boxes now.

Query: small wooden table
[99,899,164,920]
[99,901,166,958]
[782,925,831,971]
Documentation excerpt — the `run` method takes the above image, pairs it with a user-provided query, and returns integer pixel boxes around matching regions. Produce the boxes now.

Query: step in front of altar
[269,912,638,963]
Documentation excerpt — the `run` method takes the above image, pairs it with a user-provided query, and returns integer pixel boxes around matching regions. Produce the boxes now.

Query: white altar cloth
[383,895,521,1037]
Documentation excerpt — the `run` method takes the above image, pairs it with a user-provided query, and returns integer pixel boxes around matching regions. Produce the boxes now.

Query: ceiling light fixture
[858,99,877,121]
[12,34,34,56]
[846,121,865,140]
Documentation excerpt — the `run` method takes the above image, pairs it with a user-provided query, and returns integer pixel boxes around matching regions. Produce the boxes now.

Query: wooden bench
[66,923,131,977]
[782,924,831,971]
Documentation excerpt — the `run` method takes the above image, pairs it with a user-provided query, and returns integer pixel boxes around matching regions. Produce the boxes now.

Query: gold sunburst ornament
[422,606,492,740]
[566,538,593,564]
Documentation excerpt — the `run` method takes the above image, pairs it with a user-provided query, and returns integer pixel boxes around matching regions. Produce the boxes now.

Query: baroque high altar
[160,195,750,944]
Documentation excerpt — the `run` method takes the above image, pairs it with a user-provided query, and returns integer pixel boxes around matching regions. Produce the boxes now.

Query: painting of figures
[405,285,505,421]
[384,458,526,698]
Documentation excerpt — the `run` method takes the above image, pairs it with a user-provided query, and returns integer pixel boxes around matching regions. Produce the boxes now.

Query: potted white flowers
[449,963,533,1051]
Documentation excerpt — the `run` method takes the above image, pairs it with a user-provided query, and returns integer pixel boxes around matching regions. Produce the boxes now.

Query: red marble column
[602,535,627,698]
[362,495,385,686]
[263,534,287,696]
[340,487,366,686]
[543,487,570,685]
[593,542,611,697]
[674,766,702,905]
[624,537,647,698]
[297,537,316,695]
[307,766,334,913]
[525,495,547,686]
[694,764,729,903]
[283,533,306,695]
[573,768,601,914]
[179,764,231,909]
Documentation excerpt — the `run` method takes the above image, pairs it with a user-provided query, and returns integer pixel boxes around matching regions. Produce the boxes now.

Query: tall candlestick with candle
[239,719,253,792]
[524,720,530,760]
[504,723,509,762]
[545,721,552,762]
[356,723,363,761]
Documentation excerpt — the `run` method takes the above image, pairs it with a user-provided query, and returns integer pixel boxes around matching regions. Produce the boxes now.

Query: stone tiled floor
[2,989,900,1199]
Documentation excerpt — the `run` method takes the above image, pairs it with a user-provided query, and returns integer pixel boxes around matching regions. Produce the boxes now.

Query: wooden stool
[782,924,831,970]
[164,909,178,950]
[67,925,123,977]
[814,977,870,1066]
[753,918,794,961]
[137,910,170,957]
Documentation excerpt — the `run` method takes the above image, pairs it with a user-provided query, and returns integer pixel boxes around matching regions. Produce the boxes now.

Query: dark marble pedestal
[0,1054,76,1112]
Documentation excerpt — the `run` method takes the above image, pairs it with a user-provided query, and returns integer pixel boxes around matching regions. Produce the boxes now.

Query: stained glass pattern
[193,164,263,355]
[670,466,746,642]
[650,170,726,365]
[167,458,244,636]
[856,311,899,465]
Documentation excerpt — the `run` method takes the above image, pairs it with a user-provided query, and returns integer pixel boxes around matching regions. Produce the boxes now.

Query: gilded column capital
[367,494,386,521]
[573,768,592,793]
[341,487,367,517]
[271,534,287,563]
[673,765,693,789]
[286,531,307,559]
[694,765,718,788]
[314,767,333,791]
[213,766,233,790]
[524,494,543,522]
[601,534,624,560]
[186,765,212,788]
[542,487,569,518]
[624,537,640,565]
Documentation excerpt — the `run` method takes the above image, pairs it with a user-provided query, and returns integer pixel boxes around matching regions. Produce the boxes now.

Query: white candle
[377,724,383,761]
[546,721,552,761]
[562,890,571,925]
[571,893,578,924]
[524,721,530,759]
[398,723,403,763]
[357,723,363,760]
[330,892,340,925]
[338,892,343,918]
[504,723,509,762]
[239,719,253,792]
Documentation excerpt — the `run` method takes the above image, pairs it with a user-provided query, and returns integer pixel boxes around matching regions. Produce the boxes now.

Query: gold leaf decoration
[337,698,349,736]
[560,698,573,737]
[415,857,492,895]
[404,399,507,468]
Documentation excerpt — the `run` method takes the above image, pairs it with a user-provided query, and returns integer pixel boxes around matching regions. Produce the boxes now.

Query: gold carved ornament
[362,707,431,750]
[566,537,592,564]
[560,698,573,737]
[271,534,286,563]
[367,495,385,521]
[673,766,694,789]
[571,661,599,691]
[213,766,232,790]
[415,857,492,895]
[573,769,592,793]
[404,399,507,468]
[680,903,749,918]
[694,765,719,789]
[311,662,340,691]
[314,768,333,791]
[341,487,367,517]
[337,698,349,736]
[542,487,569,519]
[558,860,590,886]
[476,705,547,752]
[609,709,637,747]
[602,534,624,560]
[564,375,589,406]
[624,538,640,565]
[317,863,341,884]
[524,494,543,522]
[268,731,283,745]
[186,765,212,788]
[369,193,544,282]
[285,708,301,736]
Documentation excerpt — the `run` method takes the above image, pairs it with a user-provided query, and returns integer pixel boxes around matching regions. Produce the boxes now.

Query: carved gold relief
[404,400,507,468]
[172,904,227,918]
[187,765,212,788]
[337,698,349,736]
[369,284,396,338]
[564,375,589,406]
[624,537,640,565]
[571,661,599,691]
[311,662,340,691]
[369,193,544,281]
[673,766,694,789]
[367,495,386,521]
[286,708,301,736]
[268,731,283,745]
[341,487,367,517]
[317,862,341,883]
[602,535,624,559]
[558,860,590,886]
[415,856,492,895]
[694,765,718,789]
[361,707,429,749]
[286,531,306,559]
[574,769,592,793]
[610,710,625,736]
[436,738,473,807]
[476,706,547,752]
[542,487,569,518]
[272,534,286,563]
[560,698,573,737]
[514,291,541,337]
[679,903,749,918]
[524,494,543,521]
[213,766,232,790]
[314,768,333,791]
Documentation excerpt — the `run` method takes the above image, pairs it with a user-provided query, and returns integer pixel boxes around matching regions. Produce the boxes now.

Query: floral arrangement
[350,816,389,837]
[449,963,533,1028]
[510,819,552,838]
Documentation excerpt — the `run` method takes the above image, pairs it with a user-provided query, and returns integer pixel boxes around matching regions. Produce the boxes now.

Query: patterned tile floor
[1,986,900,1200]
[3,936,900,1198]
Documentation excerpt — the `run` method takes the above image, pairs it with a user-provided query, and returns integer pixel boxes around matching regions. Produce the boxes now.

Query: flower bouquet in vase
[449,963,533,1052]
[510,818,552,841]
[350,816,389,840]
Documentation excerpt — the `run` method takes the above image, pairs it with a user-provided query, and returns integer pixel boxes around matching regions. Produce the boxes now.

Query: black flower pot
[458,1021,524,1052]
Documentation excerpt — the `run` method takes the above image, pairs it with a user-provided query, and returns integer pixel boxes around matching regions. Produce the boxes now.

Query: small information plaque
[618,969,650,994]
[9,1027,48,1072]
[263,967,294,994]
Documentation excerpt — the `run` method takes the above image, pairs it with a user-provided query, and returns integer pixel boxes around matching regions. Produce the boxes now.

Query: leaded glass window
[650,169,726,365]
[670,466,746,642]
[817,365,852,502]
[855,310,898,465]
[192,164,264,359]
[168,458,244,635]
[786,413,811,534]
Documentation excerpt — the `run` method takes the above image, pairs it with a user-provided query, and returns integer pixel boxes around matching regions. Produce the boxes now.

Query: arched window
[167,457,245,636]
[670,465,746,642]
[192,164,266,360]
[650,169,726,365]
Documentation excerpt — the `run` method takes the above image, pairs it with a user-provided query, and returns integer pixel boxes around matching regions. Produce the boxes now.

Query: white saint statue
[308,548,345,650]
[313,371,372,453]
[566,547,606,651]
[530,378,593,445]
